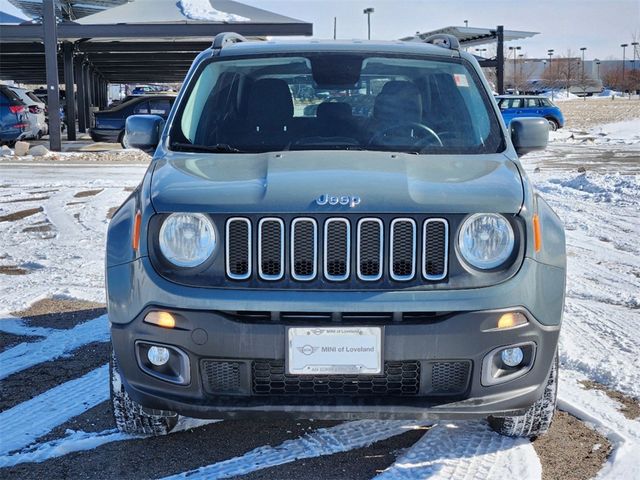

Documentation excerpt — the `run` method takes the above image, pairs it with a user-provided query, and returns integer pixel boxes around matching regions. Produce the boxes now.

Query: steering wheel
[368,122,443,148]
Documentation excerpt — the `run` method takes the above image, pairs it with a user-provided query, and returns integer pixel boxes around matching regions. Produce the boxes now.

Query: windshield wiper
[171,142,243,153]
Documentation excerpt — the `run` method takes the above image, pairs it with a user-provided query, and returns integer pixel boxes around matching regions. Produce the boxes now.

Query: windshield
[170,53,503,154]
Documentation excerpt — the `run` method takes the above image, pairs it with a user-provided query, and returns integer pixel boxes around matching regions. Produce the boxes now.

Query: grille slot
[423,219,449,280]
[324,218,350,281]
[225,218,251,280]
[390,219,416,281]
[429,361,471,395]
[201,360,243,394]
[291,218,317,281]
[258,218,284,280]
[252,360,420,396]
[357,218,383,281]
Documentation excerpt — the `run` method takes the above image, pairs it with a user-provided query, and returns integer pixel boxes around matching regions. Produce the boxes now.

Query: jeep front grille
[225,216,449,283]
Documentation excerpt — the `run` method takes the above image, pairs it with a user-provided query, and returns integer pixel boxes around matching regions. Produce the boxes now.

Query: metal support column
[496,25,504,95]
[75,58,86,133]
[84,64,92,128]
[43,0,61,151]
[63,42,76,141]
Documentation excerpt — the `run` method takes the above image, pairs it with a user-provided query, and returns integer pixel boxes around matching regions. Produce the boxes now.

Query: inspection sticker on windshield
[453,73,469,87]
[287,326,382,375]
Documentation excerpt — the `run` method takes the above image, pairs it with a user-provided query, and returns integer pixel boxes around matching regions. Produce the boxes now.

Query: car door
[148,98,173,118]
[523,97,544,118]
[498,98,522,125]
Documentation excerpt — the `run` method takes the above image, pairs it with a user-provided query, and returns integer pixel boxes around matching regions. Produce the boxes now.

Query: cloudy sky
[1,0,638,60]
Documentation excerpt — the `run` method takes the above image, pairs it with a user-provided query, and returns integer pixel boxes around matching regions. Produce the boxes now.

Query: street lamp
[363,7,374,40]
[580,47,587,100]
[464,20,468,28]
[508,46,521,92]
[547,49,554,67]
[621,43,628,89]
[594,59,601,81]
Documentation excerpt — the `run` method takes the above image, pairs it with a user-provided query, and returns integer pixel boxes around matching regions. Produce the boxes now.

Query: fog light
[501,347,524,367]
[147,346,170,366]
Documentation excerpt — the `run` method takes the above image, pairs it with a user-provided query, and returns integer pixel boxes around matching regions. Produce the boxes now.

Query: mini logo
[316,194,361,208]
[297,345,320,356]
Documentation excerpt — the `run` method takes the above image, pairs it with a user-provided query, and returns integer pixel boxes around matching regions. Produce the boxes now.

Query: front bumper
[111,307,560,420]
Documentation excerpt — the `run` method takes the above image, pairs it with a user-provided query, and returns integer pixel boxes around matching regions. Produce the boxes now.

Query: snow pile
[589,119,640,145]
[541,90,579,101]
[178,0,250,22]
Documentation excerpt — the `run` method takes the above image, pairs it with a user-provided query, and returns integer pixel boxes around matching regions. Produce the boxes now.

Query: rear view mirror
[125,115,164,153]
[510,118,548,156]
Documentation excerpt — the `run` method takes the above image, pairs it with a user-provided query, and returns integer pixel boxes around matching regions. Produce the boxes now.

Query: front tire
[110,346,178,436]
[546,118,560,131]
[488,352,558,438]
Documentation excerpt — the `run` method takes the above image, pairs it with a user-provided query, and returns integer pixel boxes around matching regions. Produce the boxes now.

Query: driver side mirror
[510,117,548,156]
[124,115,164,153]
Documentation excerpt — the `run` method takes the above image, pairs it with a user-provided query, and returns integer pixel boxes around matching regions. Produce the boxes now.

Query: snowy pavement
[1,124,639,479]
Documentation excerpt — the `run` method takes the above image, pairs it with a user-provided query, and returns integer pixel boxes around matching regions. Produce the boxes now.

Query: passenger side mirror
[510,117,548,156]
[124,115,165,153]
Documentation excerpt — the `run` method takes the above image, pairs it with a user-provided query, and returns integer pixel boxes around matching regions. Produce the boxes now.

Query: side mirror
[124,115,164,153]
[510,117,549,156]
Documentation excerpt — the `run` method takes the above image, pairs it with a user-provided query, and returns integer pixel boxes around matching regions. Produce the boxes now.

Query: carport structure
[402,26,539,94]
[0,0,313,150]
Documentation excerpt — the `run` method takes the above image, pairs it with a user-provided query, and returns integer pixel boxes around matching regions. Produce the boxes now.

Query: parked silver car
[7,86,48,139]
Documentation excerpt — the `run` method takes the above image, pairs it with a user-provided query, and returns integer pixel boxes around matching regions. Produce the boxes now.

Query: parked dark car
[496,95,565,131]
[90,95,176,146]
[0,85,28,146]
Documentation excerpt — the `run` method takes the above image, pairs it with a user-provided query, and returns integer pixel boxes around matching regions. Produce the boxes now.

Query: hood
[150,150,523,214]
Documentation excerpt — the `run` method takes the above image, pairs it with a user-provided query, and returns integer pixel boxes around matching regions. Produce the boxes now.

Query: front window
[170,53,503,154]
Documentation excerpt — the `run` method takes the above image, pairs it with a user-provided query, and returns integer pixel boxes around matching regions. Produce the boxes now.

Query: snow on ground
[0,125,639,478]
[0,163,147,312]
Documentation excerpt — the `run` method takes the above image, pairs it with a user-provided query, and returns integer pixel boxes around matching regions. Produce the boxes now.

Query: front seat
[372,80,423,127]
[244,78,293,148]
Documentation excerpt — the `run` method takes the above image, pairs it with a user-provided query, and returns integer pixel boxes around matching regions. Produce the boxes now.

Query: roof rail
[212,32,247,50]
[422,34,460,50]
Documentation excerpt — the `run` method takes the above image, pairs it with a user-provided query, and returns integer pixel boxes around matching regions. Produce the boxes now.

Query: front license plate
[287,326,382,375]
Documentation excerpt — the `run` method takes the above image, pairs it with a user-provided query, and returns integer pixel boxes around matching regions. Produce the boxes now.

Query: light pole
[547,49,555,99]
[363,8,374,40]
[595,59,601,82]
[580,47,587,100]
[621,43,628,91]
[464,20,468,28]
[508,46,521,91]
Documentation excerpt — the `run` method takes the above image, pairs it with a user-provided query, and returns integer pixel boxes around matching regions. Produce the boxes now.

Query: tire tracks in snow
[0,314,109,380]
[374,422,540,480]
[159,420,427,480]
[0,364,109,456]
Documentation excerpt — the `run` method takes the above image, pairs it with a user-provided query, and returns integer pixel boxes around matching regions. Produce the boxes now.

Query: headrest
[317,102,352,120]
[247,78,293,126]
[374,80,422,124]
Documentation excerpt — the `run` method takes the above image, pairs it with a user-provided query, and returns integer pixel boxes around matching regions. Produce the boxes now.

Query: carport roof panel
[75,0,309,25]
[401,26,538,47]
[8,0,128,20]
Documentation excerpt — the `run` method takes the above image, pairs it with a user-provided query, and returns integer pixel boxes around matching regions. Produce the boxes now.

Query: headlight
[457,213,514,269]
[159,213,216,267]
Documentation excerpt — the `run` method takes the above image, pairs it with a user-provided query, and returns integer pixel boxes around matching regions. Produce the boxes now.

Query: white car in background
[8,86,48,139]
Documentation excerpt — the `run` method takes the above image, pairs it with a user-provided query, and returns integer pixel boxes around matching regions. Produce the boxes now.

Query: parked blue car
[0,85,28,146]
[90,95,175,147]
[496,95,565,131]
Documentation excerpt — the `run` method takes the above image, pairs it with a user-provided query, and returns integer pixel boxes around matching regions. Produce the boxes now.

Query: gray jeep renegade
[107,33,566,438]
